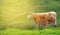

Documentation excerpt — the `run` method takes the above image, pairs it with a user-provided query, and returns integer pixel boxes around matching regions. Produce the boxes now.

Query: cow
[27,11,57,29]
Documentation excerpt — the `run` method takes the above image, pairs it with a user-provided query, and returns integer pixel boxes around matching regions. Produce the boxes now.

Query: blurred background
[0,0,60,30]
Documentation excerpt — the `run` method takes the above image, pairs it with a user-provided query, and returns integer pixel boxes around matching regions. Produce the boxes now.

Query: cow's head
[27,12,34,19]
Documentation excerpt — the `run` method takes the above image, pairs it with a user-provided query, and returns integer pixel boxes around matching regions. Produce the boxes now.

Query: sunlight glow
[0,0,32,24]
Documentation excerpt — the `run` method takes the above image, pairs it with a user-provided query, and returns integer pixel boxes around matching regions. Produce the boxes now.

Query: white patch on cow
[50,11,56,15]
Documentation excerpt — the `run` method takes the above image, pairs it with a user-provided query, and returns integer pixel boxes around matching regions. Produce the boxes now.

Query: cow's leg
[44,21,48,28]
[36,24,40,30]
[36,21,40,30]
[52,19,57,28]
[55,19,57,27]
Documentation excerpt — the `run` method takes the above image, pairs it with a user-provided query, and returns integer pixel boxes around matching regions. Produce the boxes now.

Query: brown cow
[27,11,57,29]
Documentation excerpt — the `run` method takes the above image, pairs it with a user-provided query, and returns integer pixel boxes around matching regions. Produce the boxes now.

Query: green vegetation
[0,28,60,35]
[0,0,60,35]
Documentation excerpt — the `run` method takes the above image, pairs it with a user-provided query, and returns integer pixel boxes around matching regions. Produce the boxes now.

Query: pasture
[0,0,60,35]
[0,12,60,35]
[0,28,60,35]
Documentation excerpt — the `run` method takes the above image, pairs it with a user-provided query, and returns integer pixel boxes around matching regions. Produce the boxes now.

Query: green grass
[0,28,60,35]
[0,0,60,35]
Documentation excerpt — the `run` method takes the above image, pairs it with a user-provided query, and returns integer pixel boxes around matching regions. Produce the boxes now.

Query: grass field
[0,28,60,35]
[0,0,60,35]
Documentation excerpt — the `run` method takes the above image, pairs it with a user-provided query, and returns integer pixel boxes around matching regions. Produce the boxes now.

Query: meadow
[0,0,60,35]
[0,28,60,35]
